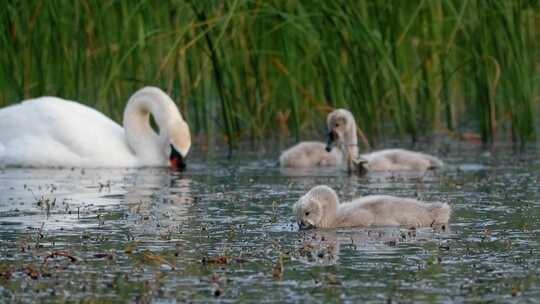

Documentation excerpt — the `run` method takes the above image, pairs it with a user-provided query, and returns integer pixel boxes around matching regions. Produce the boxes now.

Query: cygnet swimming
[293,185,450,229]
[278,109,356,168]
[280,109,444,173]
[279,141,342,168]
[357,149,444,173]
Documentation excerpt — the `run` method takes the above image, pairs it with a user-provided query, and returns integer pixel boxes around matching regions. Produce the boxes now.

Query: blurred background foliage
[1,0,539,149]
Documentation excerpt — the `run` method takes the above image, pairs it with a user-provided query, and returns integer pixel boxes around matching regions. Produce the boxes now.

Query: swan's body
[279,108,444,173]
[0,87,190,168]
[294,185,450,229]
[279,141,342,168]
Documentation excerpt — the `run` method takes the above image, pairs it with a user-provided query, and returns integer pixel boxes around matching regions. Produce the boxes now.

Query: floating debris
[22,265,40,280]
[142,252,175,270]
[43,251,79,265]
[272,254,284,280]
[124,241,140,255]
[201,255,247,266]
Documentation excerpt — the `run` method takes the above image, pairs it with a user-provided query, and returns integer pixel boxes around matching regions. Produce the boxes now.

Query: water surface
[0,143,539,302]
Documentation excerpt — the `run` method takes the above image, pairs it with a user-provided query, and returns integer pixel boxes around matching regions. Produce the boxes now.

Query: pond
[0,142,539,302]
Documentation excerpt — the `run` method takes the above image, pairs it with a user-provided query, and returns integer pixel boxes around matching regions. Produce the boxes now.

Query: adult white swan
[0,87,191,169]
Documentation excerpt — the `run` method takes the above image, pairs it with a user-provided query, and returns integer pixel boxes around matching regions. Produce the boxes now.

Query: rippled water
[0,143,539,303]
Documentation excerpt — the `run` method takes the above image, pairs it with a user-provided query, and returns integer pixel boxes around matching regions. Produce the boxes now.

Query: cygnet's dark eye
[335,123,339,127]
[305,211,310,216]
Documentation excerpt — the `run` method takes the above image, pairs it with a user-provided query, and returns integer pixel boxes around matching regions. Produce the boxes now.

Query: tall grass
[1,0,539,148]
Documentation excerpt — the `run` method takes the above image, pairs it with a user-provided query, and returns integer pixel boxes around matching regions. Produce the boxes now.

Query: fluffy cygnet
[279,109,444,173]
[324,110,443,173]
[279,141,342,168]
[293,185,450,229]
[279,109,356,168]
[359,149,444,172]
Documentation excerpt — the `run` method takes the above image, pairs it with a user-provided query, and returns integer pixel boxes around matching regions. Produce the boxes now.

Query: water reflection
[124,172,193,238]
[0,168,194,234]
[0,144,539,302]
[294,226,449,265]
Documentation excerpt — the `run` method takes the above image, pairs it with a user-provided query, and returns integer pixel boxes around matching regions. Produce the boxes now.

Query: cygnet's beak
[169,145,187,171]
[325,130,337,152]
[298,220,315,230]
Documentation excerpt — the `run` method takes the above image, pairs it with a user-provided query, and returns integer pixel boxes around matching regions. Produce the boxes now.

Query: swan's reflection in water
[122,171,193,238]
[294,226,449,265]
[0,168,194,236]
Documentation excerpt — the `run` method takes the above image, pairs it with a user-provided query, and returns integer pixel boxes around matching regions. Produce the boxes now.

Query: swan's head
[168,119,191,170]
[123,86,192,170]
[294,185,339,229]
[326,109,355,152]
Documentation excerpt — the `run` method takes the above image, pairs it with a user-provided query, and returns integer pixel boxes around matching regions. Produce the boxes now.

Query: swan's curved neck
[122,88,181,163]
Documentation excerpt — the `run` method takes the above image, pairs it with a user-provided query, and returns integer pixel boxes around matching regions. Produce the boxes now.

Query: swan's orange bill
[170,158,179,170]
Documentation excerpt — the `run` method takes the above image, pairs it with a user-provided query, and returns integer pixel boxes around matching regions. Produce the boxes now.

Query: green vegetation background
[1,0,539,147]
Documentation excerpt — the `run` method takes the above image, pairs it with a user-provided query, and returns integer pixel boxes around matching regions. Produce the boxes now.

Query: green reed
[0,0,538,147]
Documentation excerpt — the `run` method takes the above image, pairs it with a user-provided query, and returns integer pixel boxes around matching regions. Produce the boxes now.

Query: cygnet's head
[325,109,356,152]
[293,185,339,229]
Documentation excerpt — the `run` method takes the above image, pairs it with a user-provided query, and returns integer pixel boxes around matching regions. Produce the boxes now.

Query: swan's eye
[305,211,310,216]
[335,123,339,127]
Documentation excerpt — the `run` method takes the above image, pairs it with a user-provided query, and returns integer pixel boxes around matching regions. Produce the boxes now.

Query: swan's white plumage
[0,142,5,160]
[0,97,135,167]
[0,87,190,168]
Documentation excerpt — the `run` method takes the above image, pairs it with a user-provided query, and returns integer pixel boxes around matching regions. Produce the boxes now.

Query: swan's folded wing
[0,97,137,167]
